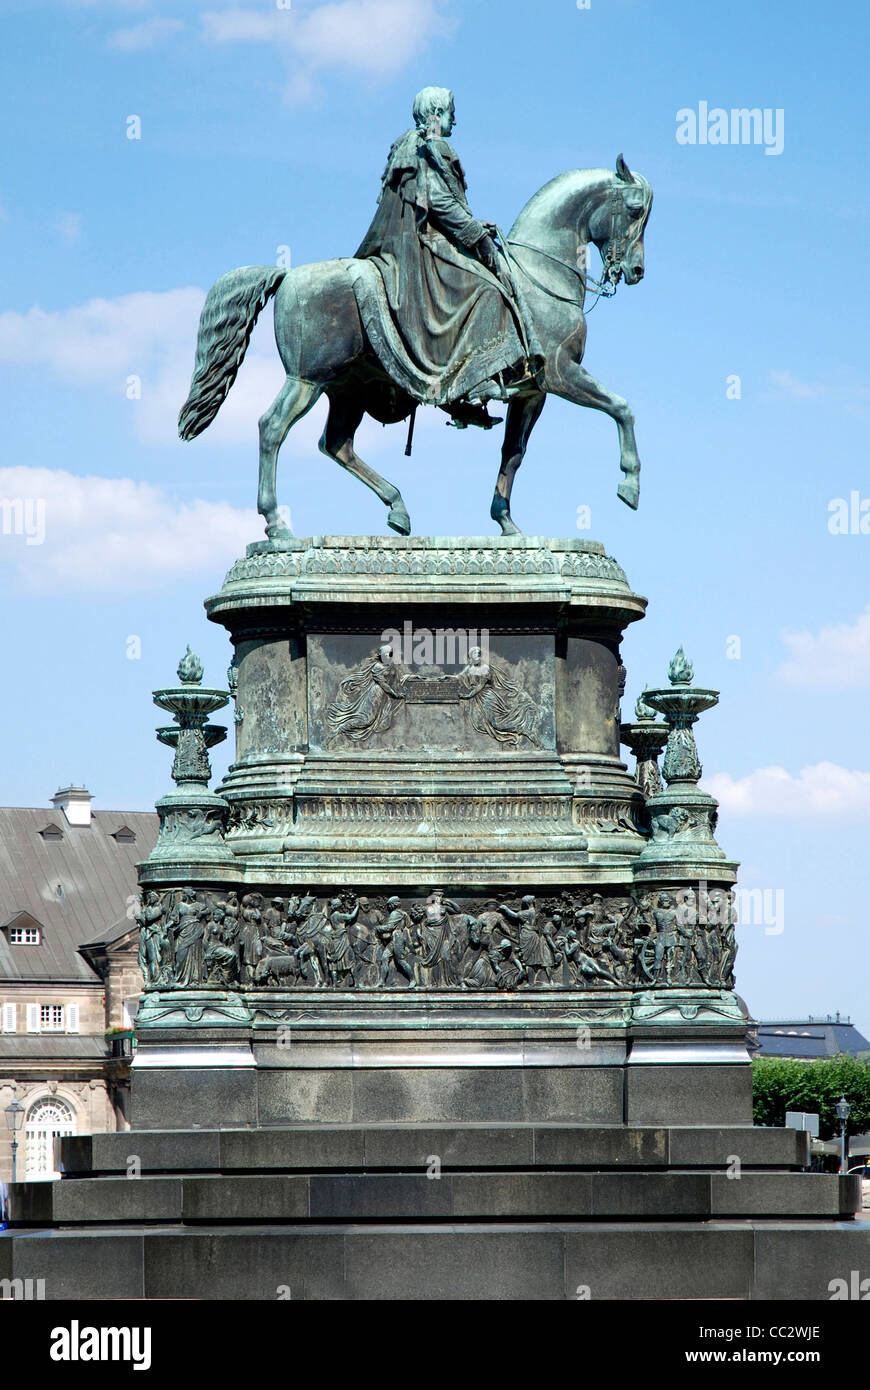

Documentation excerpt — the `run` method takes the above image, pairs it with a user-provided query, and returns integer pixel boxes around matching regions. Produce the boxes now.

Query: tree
[752,1054,870,1139]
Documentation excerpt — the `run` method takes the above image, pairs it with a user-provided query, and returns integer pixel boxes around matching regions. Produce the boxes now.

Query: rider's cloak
[351,130,536,407]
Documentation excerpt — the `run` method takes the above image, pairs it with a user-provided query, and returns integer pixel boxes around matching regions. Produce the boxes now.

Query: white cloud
[52,211,83,243]
[0,284,435,463]
[768,369,828,400]
[60,1,450,97]
[59,1,151,8]
[0,288,202,383]
[201,8,286,42]
[0,465,258,592]
[778,606,870,689]
[202,0,450,88]
[108,16,185,49]
[704,762,870,818]
[0,287,287,448]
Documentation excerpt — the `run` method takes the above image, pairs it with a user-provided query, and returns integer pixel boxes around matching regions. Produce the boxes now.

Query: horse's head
[592,154,652,288]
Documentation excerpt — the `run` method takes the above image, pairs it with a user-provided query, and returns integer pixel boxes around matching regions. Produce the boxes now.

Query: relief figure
[326,644,413,743]
[458,647,540,747]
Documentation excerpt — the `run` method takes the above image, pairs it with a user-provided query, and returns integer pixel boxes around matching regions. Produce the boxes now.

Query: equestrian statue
[178,86,652,539]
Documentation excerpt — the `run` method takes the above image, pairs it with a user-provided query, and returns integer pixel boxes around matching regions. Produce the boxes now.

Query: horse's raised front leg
[550,362,641,510]
[258,376,321,535]
[319,392,411,535]
[491,391,546,535]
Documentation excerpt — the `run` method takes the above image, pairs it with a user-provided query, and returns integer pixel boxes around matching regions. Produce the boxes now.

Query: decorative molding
[228,801,295,835]
[224,542,629,587]
[294,795,572,828]
[573,799,644,834]
[560,551,627,583]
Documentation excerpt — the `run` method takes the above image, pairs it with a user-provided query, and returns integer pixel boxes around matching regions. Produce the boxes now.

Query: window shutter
[26,1003,40,1033]
[65,1003,80,1034]
[2,1003,16,1033]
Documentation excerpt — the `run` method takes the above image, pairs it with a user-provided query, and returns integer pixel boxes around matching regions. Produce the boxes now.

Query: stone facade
[0,1074,115,1183]
[0,797,157,1180]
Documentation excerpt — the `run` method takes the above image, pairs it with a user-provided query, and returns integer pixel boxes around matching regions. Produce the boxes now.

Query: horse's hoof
[264,519,296,552]
[491,497,523,536]
[493,510,523,536]
[617,478,640,510]
[388,504,411,536]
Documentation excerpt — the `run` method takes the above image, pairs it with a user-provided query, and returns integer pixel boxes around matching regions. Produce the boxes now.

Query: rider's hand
[477,234,500,273]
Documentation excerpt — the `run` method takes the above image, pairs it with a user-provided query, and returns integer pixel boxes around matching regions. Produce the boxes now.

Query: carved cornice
[293,795,575,828]
[219,539,630,588]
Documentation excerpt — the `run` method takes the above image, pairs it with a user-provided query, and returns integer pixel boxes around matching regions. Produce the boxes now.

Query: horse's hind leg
[491,391,546,535]
[258,375,321,535]
[319,392,411,536]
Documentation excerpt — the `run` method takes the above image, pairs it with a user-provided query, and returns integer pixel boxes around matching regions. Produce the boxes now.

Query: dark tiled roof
[0,1036,109,1060]
[0,808,158,982]
[79,916,139,951]
[755,1019,870,1059]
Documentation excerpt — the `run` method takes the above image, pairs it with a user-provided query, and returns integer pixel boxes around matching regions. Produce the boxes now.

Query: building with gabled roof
[0,787,157,1181]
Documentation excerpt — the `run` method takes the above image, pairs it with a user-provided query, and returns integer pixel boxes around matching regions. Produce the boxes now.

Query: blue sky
[0,0,867,1031]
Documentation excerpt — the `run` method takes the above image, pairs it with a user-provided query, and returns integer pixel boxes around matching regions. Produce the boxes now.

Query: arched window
[25,1098,75,1180]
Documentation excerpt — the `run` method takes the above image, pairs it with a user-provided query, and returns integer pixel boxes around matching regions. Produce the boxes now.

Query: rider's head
[413,86,455,138]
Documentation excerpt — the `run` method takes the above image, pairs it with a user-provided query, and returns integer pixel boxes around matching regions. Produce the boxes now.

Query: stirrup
[445,401,503,431]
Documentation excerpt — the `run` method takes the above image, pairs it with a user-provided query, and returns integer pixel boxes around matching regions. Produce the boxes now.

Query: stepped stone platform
[9,535,863,1299]
[2,1124,866,1300]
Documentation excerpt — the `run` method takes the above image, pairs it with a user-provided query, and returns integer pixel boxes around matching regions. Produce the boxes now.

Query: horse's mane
[509,166,651,241]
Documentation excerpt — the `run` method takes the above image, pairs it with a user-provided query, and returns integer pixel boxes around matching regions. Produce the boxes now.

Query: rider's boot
[441,399,503,430]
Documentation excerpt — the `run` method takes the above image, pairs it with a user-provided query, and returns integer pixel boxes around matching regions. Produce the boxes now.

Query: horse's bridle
[601,178,652,285]
[500,177,650,308]
[601,180,631,286]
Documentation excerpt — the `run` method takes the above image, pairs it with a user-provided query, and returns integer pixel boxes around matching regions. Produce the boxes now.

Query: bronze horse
[179,156,652,538]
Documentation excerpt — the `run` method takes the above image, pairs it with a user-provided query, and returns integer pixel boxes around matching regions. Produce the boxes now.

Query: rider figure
[355,86,540,429]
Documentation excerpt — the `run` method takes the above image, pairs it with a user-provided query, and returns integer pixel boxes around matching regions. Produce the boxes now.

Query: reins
[501,234,618,312]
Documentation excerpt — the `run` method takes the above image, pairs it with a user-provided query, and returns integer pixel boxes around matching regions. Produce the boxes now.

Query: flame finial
[634,687,657,720]
[668,647,694,686]
[177,646,204,685]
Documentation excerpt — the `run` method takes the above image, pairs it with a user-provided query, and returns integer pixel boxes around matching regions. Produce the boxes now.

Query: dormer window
[39,823,63,841]
[5,912,44,945]
[10,926,41,944]
[111,826,136,844]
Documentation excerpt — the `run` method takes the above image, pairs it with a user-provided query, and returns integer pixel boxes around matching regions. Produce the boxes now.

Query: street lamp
[836,1095,851,1175]
[4,1097,25,1184]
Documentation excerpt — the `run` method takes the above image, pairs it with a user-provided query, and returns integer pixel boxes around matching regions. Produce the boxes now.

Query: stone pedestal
[4,535,866,1301]
[133,537,744,1127]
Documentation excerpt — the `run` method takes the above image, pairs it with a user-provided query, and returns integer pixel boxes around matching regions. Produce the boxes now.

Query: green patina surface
[136,537,741,1037]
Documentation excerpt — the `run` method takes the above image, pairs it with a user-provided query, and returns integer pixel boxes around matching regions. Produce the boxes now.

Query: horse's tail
[178,265,287,441]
